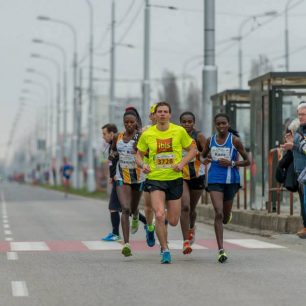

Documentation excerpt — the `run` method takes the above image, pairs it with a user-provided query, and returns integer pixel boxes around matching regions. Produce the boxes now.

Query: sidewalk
[196,203,303,235]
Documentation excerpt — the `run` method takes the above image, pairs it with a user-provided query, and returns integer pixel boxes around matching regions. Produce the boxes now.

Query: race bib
[119,153,136,169]
[155,153,175,168]
[211,147,231,161]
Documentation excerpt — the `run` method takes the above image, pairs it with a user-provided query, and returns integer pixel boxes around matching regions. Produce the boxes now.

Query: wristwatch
[231,161,236,168]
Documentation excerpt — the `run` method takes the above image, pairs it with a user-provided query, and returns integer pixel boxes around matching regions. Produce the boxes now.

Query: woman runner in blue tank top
[202,113,250,263]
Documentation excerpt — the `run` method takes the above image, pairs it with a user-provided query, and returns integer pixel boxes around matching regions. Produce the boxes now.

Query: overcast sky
[1,0,306,160]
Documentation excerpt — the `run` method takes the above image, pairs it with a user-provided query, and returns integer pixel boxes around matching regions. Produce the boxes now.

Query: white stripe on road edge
[5,230,12,235]
[5,237,13,241]
[11,281,29,297]
[7,252,18,260]
[82,241,122,250]
[166,240,207,250]
[4,223,10,228]
[10,242,50,251]
[224,239,286,249]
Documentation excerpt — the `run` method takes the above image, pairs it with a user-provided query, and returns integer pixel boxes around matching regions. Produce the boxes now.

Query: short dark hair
[180,111,195,122]
[155,101,171,114]
[101,123,118,133]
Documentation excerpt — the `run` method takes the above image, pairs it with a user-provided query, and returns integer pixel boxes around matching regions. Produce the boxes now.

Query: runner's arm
[197,132,206,152]
[233,136,250,167]
[135,150,151,173]
[173,141,197,172]
[201,137,212,165]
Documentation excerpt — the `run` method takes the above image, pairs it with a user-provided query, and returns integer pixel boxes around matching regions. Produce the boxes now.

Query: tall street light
[32,38,68,157]
[26,68,59,185]
[37,15,80,189]
[232,10,277,88]
[30,53,62,185]
[85,0,95,192]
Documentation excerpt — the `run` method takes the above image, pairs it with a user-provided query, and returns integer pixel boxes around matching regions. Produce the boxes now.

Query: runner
[60,157,73,198]
[111,109,145,257]
[101,123,121,242]
[136,101,197,264]
[202,113,250,263]
[142,104,157,247]
[179,111,206,254]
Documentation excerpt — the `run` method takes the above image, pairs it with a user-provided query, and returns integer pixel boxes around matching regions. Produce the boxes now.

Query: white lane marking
[5,237,13,241]
[11,242,50,251]
[4,223,10,228]
[11,281,29,297]
[5,230,12,235]
[7,252,18,260]
[224,239,286,249]
[82,241,122,250]
[164,240,207,250]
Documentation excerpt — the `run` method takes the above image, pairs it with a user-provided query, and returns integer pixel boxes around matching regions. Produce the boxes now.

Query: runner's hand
[218,158,231,167]
[142,164,151,174]
[173,163,183,172]
[201,157,212,165]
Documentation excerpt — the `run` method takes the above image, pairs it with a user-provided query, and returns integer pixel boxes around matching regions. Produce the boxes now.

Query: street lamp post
[85,0,96,192]
[232,11,277,88]
[30,54,62,185]
[143,0,151,123]
[33,38,68,158]
[37,15,80,188]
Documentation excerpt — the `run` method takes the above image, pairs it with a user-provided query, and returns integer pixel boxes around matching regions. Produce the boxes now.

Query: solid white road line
[11,281,29,297]
[82,241,122,250]
[10,242,50,251]
[225,239,286,249]
[7,252,18,260]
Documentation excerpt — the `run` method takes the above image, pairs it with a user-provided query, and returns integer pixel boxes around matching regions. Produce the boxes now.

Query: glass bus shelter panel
[250,83,266,209]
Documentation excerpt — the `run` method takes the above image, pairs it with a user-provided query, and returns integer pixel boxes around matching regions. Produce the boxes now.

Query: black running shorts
[206,183,240,201]
[144,178,183,201]
[184,175,205,190]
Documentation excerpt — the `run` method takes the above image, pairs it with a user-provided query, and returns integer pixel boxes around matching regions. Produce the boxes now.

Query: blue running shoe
[145,225,155,247]
[102,233,121,241]
[161,250,171,264]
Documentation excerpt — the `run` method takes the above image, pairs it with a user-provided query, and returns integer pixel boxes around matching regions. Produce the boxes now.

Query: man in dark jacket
[101,123,121,241]
[282,102,306,238]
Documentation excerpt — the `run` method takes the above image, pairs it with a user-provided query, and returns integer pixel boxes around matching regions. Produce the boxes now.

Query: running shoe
[161,250,171,264]
[183,240,192,255]
[122,243,132,257]
[131,215,139,234]
[218,249,228,263]
[145,225,155,247]
[224,212,233,224]
[188,227,195,245]
[102,233,121,241]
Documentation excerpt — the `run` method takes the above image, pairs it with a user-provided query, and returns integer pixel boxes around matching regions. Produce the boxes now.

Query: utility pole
[109,0,116,123]
[202,0,217,136]
[143,0,151,122]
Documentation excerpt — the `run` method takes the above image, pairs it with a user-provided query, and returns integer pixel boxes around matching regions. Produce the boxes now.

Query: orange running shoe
[188,227,195,245]
[183,240,192,255]
[297,227,306,238]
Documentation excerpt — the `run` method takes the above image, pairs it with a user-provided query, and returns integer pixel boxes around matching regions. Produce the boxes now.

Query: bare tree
[250,54,273,80]
[185,82,200,118]
[159,70,181,123]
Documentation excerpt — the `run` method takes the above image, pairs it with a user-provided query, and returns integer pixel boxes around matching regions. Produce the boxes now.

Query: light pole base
[87,168,96,192]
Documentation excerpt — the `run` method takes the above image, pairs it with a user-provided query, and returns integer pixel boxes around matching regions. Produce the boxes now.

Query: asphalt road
[0,182,305,306]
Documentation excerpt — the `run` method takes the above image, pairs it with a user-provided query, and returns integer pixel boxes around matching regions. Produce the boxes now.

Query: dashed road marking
[224,239,286,249]
[7,252,18,260]
[82,241,122,250]
[11,242,49,251]
[5,230,12,235]
[11,281,29,297]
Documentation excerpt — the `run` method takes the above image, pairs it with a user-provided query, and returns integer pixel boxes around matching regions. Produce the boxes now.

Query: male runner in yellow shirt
[136,101,197,264]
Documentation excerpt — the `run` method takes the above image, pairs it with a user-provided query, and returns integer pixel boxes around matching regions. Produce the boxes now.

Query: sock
[147,224,155,232]
[139,212,147,225]
[111,211,120,236]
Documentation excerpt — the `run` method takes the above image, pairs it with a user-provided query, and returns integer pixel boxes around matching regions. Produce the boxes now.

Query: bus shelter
[248,72,306,210]
[211,89,250,149]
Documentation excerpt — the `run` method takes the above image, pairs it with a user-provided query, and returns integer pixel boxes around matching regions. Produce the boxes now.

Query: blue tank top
[208,132,240,184]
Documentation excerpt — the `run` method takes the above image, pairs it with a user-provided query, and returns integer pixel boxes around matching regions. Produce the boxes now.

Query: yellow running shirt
[137,123,193,181]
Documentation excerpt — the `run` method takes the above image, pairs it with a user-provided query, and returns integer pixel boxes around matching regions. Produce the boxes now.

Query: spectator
[282,101,306,238]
